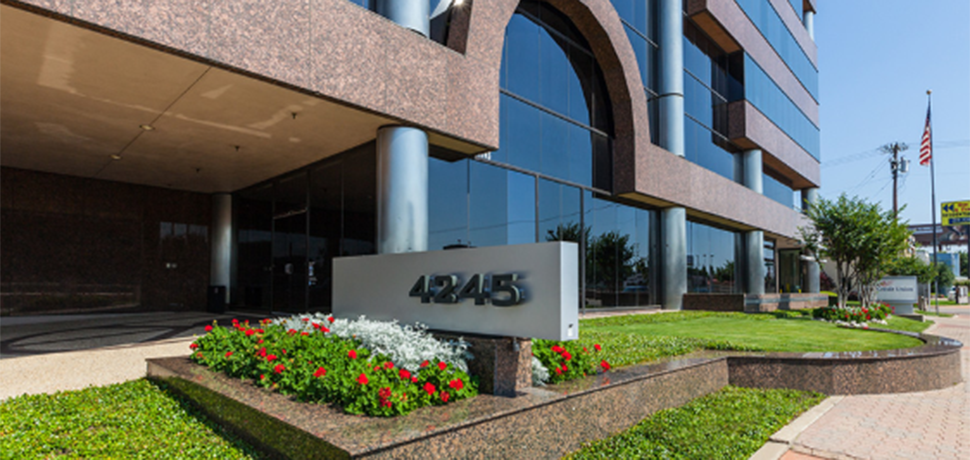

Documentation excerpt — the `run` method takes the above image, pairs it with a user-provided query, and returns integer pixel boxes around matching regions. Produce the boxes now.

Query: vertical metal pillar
[662,207,687,310]
[210,193,233,303]
[742,149,765,294]
[375,2,430,255]
[802,187,820,293]
[377,126,429,254]
[376,0,430,36]
[803,10,815,41]
[658,0,687,309]
[659,0,685,156]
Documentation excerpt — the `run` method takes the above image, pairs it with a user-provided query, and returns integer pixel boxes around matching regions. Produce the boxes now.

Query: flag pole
[927,90,939,315]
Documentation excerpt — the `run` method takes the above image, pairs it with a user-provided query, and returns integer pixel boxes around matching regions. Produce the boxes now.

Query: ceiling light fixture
[139,124,155,131]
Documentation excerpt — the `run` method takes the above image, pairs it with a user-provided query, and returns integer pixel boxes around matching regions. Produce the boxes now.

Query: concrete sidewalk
[759,306,970,460]
[0,311,264,400]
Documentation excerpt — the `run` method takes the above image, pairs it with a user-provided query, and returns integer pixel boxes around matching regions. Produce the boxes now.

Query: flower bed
[531,339,611,385]
[189,314,476,417]
[813,302,894,325]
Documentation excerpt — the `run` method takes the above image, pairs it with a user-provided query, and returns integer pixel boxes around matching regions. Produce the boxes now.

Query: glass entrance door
[271,172,308,313]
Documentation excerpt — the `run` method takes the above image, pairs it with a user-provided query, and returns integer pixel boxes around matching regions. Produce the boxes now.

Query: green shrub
[813,302,893,323]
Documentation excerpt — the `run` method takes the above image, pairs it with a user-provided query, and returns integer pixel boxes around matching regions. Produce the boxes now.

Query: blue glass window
[744,54,820,159]
[734,0,818,99]
[763,170,797,209]
[687,221,739,293]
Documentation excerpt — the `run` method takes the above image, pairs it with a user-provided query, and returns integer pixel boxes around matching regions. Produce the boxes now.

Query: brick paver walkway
[790,308,970,460]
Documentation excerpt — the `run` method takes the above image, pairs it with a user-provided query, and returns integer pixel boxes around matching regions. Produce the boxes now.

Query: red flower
[411,377,419,383]
[225,351,233,358]
[274,364,286,374]
[399,369,411,380]
[288,329,297,335]
[555,367,562,375]
[301,332,309,336]
[204,325,213,332]
[594,344,602,352]
[281,349,286,354]
[437,362,447,371]
[562,364,568,372]
[312,323,320,329]
[600,360,611,371]
[423,382,437,395]
[374,366,381,371]
[562,351,572,361]
[196,352,203,358]
[440,391,450,402]
[257,339,263,344]
[321,326,330,333]
[314,367,327,378]
[583,347,588,353]
[302,318,310,322]
[348,350,358,359]
[328,316,335,323]
[357,373,369,385]
[260,374,265,380]
[245,329,255,336]
[232,318,238,324]
[551,345,564,353]
[420,360,429,368]
[189,343,198,349]
[256,329,264,334]
[266,354,277,362]
[378,387,392,399]
[384,362,395,369]
[449,379,464,390]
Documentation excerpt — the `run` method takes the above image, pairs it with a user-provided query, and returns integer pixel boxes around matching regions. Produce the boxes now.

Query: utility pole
[880,142,909,218]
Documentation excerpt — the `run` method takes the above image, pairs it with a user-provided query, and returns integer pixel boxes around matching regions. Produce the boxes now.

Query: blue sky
[815,0,969,226]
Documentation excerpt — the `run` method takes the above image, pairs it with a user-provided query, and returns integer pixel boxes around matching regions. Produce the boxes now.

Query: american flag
[919,103,932,166]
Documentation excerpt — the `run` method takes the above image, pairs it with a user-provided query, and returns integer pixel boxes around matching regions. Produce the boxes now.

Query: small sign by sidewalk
[876,276,918,315]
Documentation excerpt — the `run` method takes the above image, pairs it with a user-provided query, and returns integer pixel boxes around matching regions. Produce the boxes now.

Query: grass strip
[566,386,825,460]
[581,311,926,353]
[915,309,955,317]
[0,379,259,459]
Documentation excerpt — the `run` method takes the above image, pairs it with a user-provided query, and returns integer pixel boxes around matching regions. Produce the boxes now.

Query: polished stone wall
[1,167,211,314]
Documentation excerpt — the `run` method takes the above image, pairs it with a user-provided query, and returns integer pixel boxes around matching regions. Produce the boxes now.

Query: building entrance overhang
[0,5,479,193]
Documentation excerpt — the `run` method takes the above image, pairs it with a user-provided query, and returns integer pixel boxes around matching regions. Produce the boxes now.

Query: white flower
[532,356,549,386]
[272,313,471,373]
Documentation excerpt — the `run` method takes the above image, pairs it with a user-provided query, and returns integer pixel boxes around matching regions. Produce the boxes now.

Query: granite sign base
[148,356,726,459]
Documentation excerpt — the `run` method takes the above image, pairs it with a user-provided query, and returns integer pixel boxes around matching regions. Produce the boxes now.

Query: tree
[885,256,935,284]
[799,194,912,308]
[932,262,956,295]
[961,252,968,278]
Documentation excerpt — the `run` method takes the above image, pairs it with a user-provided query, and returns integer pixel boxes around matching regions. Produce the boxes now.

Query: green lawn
[581,311,926,354]
[916,309,955,317]
[0,379,258,459]
[566,386,825,460]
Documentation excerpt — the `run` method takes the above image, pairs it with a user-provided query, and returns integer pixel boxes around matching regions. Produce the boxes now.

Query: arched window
[497,1,614,190]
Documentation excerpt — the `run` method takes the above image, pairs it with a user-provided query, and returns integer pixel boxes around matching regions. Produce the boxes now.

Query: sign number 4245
[409,274,522,307]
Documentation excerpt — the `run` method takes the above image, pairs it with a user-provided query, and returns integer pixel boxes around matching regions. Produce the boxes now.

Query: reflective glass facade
[744,54,820,159]
[763,169,797,209]
[611,0,662,144]
[734,0,818,99]
[428,2,658,307]
[687,220,739,294]
[683,21,743,182]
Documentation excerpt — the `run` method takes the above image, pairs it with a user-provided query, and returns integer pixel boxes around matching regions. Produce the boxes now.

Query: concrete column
[801,187,820,293]
[741,149,766,295]
[659,0,685,156]
[803,10,815,41]
[742,149,763,193]
[745,231,765,295]
[376,0,430,36]
[377,126,429,254]
[210,193,233,303]
[801,187,819,211]
[661,207,687,310]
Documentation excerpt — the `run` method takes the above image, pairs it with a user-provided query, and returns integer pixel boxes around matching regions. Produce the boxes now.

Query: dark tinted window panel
[734,0,818,99]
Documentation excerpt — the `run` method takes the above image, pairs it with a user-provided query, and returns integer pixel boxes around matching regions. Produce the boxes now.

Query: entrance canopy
[0,5,476,193]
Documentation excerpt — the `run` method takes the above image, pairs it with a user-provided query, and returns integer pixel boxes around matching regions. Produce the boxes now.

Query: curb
[749,396,844,460]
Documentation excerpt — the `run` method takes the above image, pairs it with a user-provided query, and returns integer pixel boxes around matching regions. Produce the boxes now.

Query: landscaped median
[1,309,960,459]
